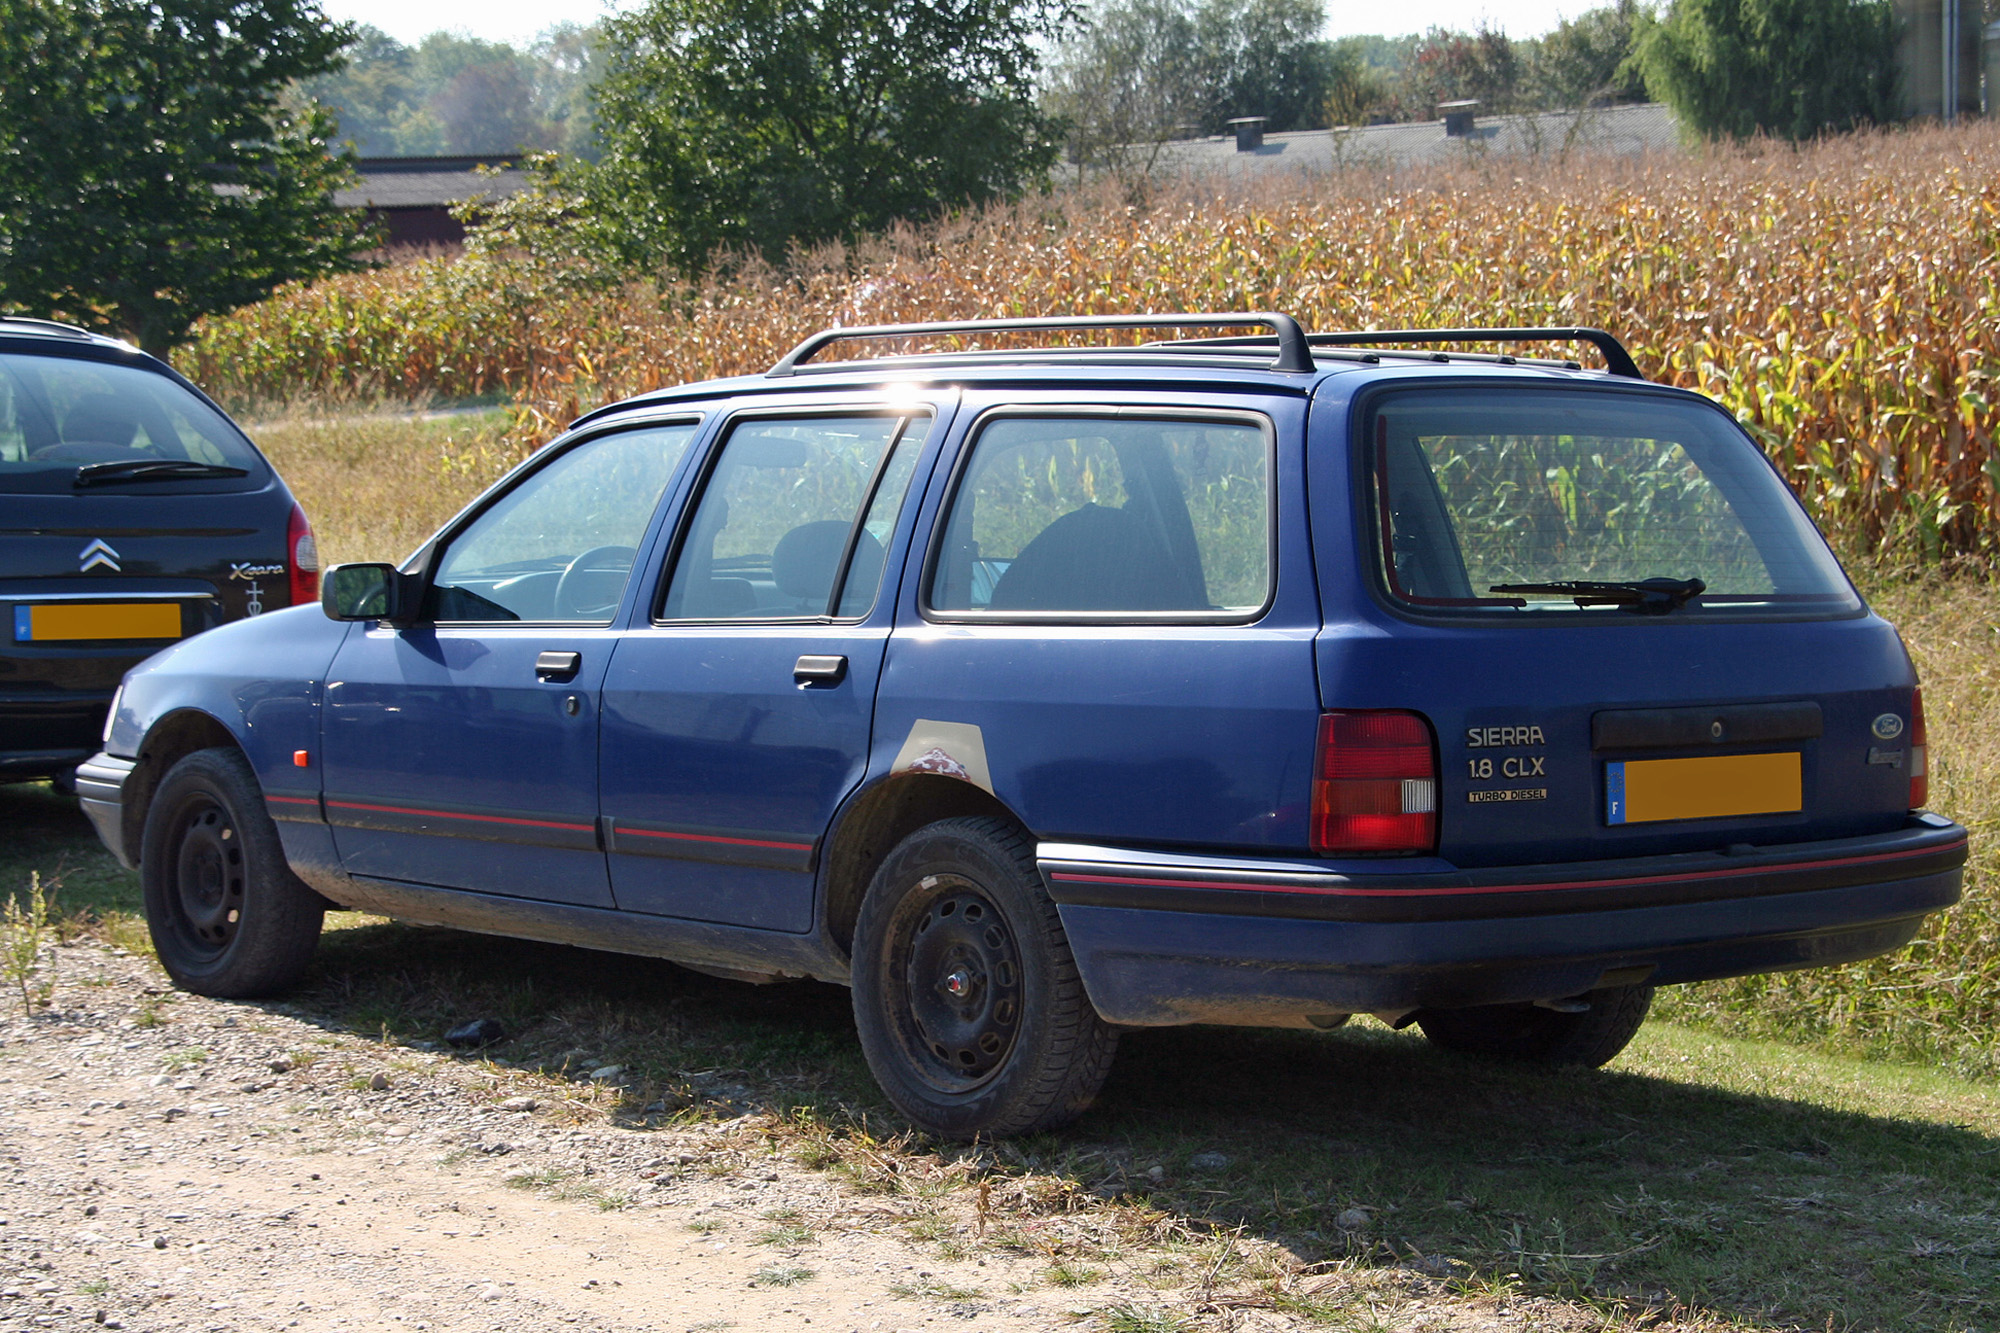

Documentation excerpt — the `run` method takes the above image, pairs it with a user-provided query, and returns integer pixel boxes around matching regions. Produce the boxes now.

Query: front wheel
[1415,984,1654,1068]
[141,747,324,997]
[850,816,1118,1139]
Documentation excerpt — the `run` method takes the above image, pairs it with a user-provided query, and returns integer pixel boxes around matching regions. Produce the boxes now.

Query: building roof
[1140,102,1683,180]
[335,156,532,212]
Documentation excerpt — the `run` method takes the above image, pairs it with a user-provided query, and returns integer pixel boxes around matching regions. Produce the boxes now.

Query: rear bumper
[0,690,112,779]
[1040,817,1967,1026]
[75,752,137,869]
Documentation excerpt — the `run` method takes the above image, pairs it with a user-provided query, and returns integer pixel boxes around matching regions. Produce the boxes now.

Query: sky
[319,0,1587,51]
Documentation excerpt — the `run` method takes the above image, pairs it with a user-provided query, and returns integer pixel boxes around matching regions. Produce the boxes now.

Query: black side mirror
[321,562,420,623]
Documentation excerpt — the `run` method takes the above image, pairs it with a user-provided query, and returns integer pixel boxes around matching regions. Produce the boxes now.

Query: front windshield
[1367,387,1859,617]
[0,352,262,491]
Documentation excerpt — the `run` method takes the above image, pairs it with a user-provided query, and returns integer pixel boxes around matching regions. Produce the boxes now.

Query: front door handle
[794,654,847,685]
[536,650,582,683]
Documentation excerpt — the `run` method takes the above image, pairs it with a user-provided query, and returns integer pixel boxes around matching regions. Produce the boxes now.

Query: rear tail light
[287,503,320,606]
[1311,710,1438,854]
[1910,687,1929,810]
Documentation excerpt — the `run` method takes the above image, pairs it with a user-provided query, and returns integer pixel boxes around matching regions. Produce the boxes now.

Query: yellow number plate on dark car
[13,603,182,642]
[1606,752,1801,825]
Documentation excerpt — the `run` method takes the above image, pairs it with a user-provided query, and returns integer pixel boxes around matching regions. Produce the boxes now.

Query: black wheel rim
[888,875,1023,1094]
[166,792,245,959]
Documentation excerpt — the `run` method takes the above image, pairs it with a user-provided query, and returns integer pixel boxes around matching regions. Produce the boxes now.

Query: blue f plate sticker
[1605,761,1627,825]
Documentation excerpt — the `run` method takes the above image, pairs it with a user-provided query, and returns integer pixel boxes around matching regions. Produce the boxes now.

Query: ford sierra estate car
[0,317,318,785]
[75,314,1966,1138]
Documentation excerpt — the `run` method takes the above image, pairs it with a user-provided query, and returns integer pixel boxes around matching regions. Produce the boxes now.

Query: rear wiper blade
[1489,577,1706,614]
[73,459,249,487]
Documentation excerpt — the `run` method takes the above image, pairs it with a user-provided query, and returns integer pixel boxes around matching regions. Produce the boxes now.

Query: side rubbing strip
[606,819,815,873]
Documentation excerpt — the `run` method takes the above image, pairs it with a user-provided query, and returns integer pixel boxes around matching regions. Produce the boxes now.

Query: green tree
[1631,0,1898,140]
[565,0,1071,274]
[0,0,369,357]
[1042,0,1203,170]
[1197,0,1336,132]
[1532,0,1648,108]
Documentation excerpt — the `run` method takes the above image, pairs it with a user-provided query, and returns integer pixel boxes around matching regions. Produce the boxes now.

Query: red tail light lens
[287,503,320,606]
[1311,711,1438,854]
[1909,687,1929,810]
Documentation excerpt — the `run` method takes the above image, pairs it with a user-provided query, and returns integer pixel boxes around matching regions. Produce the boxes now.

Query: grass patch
[248,403,519,567]
[749,1264,815,1288]
[1043,1261,1105,1288]
[887,1277,986,1301]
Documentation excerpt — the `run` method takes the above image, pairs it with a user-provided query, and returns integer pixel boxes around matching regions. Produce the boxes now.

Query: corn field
[187,120,2000,562]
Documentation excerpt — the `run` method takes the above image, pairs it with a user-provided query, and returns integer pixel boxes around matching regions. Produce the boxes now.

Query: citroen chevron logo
[79,538,120,573]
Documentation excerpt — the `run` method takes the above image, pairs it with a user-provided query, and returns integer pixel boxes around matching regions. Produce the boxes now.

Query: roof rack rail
[1305,328,1642,380]
[0,316,94,339]
[767,312,1314,377]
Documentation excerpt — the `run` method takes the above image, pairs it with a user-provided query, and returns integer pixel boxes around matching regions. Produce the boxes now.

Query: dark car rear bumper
[76,752,137,869]
[1040,817,1967,1026]
[0,690,113,779]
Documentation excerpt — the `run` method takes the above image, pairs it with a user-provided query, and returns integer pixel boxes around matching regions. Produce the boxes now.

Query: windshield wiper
[1489,576,1706,614]
[73,459,249,487]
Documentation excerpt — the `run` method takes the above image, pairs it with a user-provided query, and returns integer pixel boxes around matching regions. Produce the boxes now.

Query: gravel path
[0,939,1617,1333]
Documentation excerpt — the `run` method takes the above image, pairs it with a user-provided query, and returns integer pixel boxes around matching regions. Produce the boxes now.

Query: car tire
[1415,984,1654,1068]
[141,747,324,998]
[850,816,1119,1140]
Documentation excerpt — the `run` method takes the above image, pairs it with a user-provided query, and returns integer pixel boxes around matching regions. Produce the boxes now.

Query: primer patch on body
[892,719,993,794]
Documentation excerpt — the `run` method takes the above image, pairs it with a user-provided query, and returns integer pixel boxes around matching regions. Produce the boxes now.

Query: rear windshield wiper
[73,459,249,487]
[1489,577,1706,614]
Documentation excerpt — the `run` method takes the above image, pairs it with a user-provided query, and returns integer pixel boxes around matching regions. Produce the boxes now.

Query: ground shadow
[271,919,2000,1333]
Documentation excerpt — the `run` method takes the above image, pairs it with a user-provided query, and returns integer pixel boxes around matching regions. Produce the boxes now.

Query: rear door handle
[535,650,582,683]
[794,654,847,685]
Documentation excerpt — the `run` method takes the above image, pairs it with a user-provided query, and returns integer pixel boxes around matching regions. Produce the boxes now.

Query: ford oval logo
[1871,713,1905,741]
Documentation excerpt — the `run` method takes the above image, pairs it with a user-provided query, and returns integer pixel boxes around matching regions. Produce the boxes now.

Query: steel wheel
[141,747,324,997]
[892,878,1024,1092]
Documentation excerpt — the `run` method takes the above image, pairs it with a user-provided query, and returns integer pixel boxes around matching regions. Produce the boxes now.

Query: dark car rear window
[1364,387,1860,619]
[0,353,262,491]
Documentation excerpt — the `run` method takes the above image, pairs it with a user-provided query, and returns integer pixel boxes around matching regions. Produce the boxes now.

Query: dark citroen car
[0,318,317,784]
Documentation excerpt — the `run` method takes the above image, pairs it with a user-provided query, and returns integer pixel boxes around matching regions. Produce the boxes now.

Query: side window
[661,414,925,621]
[428,423,698,624]
[930,415,1271,618]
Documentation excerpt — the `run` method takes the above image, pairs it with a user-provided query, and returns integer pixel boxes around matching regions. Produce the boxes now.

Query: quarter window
[660,414,926,621]
[428,423,698,624]
[929,415,1272,618]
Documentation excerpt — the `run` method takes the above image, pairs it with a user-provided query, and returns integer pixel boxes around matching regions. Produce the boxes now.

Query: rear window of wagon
[1363,387,1860,619]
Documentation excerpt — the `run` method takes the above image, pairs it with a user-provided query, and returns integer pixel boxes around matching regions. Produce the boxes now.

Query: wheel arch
[818,773,1030,957]
[121,709,242,867]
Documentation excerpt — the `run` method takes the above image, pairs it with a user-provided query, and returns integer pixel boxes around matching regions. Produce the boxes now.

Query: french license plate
[13,602,182,642]
[1606,752,1802,825]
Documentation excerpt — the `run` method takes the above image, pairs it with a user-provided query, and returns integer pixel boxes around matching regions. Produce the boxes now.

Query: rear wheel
[1415,984,1654,1068]
[850,816,1118,1139]
[141,747,324,997]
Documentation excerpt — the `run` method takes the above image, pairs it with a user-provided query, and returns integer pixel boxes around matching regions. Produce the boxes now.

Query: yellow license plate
[1606,752,1801,825]
[13,602,182,642]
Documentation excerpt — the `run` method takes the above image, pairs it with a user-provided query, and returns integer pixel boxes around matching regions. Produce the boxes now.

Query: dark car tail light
[1311,710,1438,854]
[1910,687,1929,810]
[288,503,319,606]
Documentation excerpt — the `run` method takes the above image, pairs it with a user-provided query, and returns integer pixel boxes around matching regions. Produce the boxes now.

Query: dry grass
[188,120,2000,560]
[245,403,523,566]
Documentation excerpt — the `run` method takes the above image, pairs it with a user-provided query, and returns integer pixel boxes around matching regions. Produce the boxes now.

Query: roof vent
[1439,100,1479,137]
[1227,116,1267,152]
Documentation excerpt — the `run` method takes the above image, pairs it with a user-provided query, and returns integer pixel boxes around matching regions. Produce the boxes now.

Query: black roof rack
[1305,328,1642,379]
[0,316,95,340]
[767,313,1315,377]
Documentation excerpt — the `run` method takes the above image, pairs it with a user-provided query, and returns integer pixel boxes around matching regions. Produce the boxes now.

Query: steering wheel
[552,545,638,620]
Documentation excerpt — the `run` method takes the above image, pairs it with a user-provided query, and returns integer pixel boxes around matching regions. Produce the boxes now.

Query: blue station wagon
[77,315,1967,1138]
